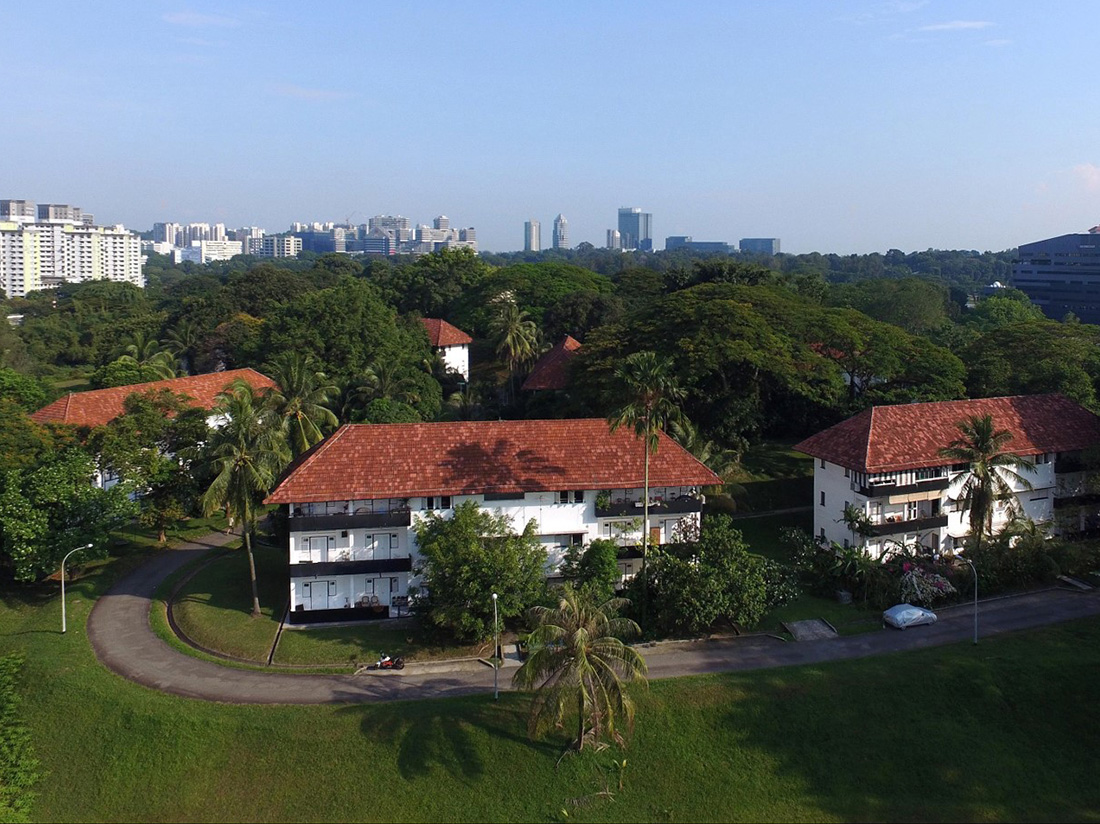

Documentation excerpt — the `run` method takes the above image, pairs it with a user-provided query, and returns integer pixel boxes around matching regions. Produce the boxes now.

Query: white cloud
[163,12,241,28]
[917,20,995,32]
[272,84,352,102]
[1073,163,1100,191]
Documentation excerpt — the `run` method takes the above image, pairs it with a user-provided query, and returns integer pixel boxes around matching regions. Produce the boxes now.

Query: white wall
[439,344,469,380]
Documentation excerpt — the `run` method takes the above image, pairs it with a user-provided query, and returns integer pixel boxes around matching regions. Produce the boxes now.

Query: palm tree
[513,586,647,752]
[489,297,538,401]
[607,351,685,622]
[201,379,291,617]
[263,352,339,457]
[938,414,1035,543]
[164,318,202,375]
[116,331,176,379]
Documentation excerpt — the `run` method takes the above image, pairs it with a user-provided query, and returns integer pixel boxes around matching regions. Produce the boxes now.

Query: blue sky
[4,1,1098,254]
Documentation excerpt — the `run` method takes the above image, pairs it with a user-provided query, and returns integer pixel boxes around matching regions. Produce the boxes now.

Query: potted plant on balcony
[595,491,611,511]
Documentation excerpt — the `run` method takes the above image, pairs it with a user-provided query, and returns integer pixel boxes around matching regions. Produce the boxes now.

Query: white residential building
[0,217,143,298]
[264,420,719,623]
[419,318,473,380]
[259,234,302,258]
[794,394,1100,558]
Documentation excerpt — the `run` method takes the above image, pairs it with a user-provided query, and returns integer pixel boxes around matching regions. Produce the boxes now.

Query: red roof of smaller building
[522,335,582,391]
[31,368,277,428]
[793,394,1100,473]
[265,418,720,503]
[420,317,472,347]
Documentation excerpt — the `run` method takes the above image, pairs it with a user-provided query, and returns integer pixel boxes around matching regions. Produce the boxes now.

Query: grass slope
[2,553,1099,822]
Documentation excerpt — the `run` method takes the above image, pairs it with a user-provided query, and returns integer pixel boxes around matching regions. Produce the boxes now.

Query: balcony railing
[595,496,703,518]
[289,557,413,577]
[868,514,948,536]
[288,510,412,531]
[854,477,950,498]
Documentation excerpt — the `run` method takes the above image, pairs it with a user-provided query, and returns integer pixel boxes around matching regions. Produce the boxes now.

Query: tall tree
[938,414,1036,542]
[413,500,546,641]
[607,351,685,624]
[263,352,339,457]
[513,586,647,752]
[201,379,290,617]
[489,297,538,401]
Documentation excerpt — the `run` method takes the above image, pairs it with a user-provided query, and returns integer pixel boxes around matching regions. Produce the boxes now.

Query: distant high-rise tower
[617,207,652,251]
[552,214,568,250]
[606,229,622,250]
[524,220,541,252]
[433,215,450,231]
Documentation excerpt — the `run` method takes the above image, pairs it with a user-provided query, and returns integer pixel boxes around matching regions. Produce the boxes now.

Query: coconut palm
[938,414,1035,542]
[164,318,202,375]
[513,586,647,752]
[489,297,538,401]
[263,352,339,457]
[116,331,176,379]
[607,351,685,622]
[201,379,291,617]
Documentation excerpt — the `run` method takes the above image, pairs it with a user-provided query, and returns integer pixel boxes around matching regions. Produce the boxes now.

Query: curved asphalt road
[87,534,1100,705]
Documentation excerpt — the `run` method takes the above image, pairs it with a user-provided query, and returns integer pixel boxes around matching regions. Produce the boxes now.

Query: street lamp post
[960,555,978,645]
[491,592,499,701]
[60,543,93,634]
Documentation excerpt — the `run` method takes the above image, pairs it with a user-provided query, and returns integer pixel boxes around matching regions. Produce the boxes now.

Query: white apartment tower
[553,214,568,250]
[524,220,541,252]
[0,206,143,298]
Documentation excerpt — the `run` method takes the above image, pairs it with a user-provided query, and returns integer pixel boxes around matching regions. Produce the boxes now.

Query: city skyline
[4,2,1099,254]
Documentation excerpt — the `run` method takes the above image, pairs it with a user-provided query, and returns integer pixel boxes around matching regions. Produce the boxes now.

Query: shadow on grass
[715,623,1100,822]
[342,696,559,783]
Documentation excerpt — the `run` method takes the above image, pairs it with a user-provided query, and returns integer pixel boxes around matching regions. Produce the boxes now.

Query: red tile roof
[793,394,1100,473]
[265,419,720,503]
[31,368,277,428]
[522,335,582,391]
[420,317,472,347]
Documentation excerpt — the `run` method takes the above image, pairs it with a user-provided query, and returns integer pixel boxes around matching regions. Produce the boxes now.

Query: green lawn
[165,542,484,667]
[726,441,814,513]
[3,552,1100,822]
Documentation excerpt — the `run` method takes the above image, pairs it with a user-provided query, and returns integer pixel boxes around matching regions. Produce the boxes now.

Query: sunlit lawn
[3,551,1100,822]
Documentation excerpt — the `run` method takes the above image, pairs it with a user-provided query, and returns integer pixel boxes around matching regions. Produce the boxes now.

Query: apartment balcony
[595,495,703,518]
[289,557,413,577]
[868,514,949,537]
[854,477,950,498]
[288,509,412,532]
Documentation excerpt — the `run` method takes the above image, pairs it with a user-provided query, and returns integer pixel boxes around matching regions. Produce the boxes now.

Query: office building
[1013,231,1100,323]
[606,229,622,250]
[739,238,781,254]
[524,220,541,252]
[618,207,652,251]
[0,201,36,224]
[665,236,731,253]
[180,240,243,264]
[553,214,568,250]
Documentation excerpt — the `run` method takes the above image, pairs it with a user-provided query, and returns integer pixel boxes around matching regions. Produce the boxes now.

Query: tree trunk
[577,690,586,751]
[243,527,262,618]
[641,432,650,630]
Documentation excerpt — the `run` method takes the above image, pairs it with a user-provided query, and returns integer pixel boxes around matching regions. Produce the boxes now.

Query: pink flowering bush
[899,565,957,605]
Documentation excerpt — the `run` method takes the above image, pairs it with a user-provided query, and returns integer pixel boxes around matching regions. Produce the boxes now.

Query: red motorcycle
[368,653,405,671]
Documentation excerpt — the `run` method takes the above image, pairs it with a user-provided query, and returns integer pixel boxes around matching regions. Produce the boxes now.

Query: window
[916,467,945,481]
[820,458,826,469]
[843,467,850,478]
[573,490,584,504]
[820,527,826,540]
[423,496,452,510]
[906,501,919,520]
[820,491,825,507]
[843,538,849,549]
[558,490,570,504]
[389,533,399,550]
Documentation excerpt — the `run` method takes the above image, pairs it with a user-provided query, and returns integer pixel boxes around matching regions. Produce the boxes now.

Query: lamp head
[492,592,497,601]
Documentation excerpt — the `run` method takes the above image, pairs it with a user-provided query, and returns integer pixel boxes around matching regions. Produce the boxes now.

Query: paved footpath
[88,534,1100,705]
